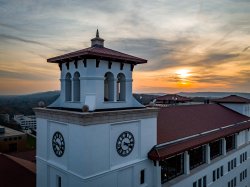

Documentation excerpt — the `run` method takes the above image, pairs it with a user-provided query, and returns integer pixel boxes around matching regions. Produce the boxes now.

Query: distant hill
[0,91,60,116]
[1,91,249,117]
[178,92,250,99]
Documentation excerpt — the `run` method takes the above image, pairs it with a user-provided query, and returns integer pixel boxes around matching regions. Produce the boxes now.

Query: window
[56,175,61,187]
[210,139,222,160]
[240,152,247,164]
[104,72,114,101]
[73,72,80,102]
[140,169,145,184]
[189,146,206,170]
[65,73,72,101]
[212,166,223,182]
[228,158,237,172]
[240,169,247,182]
[160,153,184,183]
[117,73,126,101]
[226,134,236,152]
[193,176,206,187]
[228,177,237,187]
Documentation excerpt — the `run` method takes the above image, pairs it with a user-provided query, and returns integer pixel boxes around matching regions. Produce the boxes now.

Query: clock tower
[35,30,158,187]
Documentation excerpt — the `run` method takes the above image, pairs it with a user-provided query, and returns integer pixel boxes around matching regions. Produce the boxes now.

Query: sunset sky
[0,0,250,95]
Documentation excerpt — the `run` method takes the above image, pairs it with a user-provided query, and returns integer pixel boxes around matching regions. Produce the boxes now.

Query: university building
[35,31,250,187]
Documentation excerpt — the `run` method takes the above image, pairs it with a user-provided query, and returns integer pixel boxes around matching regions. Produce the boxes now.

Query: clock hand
[123,142,130,146]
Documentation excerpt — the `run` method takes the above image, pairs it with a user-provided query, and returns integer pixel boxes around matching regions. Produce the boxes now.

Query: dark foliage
[0,91,59,116]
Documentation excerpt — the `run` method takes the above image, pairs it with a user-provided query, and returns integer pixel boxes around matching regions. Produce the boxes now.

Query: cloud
[0,23,20,31]
[242,46,250,52]
[0,69,51,81]
[110,37,193,71]
[199,53,239,66]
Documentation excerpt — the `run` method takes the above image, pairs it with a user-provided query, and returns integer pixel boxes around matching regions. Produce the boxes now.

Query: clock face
[52,131,65,157]
[116,131,135,157]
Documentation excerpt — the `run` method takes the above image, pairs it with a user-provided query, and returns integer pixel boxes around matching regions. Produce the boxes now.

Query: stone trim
[34,107,159,126]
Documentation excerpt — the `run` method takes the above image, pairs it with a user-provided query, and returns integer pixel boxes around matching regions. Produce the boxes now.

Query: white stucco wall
[162,130,250,187]
[50,59,142,111]
[221,103,250,117]
[36,114,157,187]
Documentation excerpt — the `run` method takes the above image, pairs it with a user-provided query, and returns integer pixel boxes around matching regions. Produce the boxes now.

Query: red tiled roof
[148,120,250,161]
[148,104,250,161]
[9,150,36,162]
[212,95,250,104]
[0,154,36,187]
[156,94,191,102]
[47,46,147,64]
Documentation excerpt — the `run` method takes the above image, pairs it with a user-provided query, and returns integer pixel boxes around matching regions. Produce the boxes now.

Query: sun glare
[175,69,192,86]
[176,69,190,78]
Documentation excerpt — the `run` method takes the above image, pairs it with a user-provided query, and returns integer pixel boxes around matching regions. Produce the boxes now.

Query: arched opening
[117,73,126,101]
[73,72,80,102]
[65,73,72,101]
[104,72,114,101]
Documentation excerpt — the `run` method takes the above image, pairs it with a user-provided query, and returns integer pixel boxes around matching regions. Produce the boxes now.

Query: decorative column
[235,133,239,149]
[184,151,190,175]
[222,138,227,156]
[206,144,211,164]
[245,130,249,143]
[113,78,117,102]
[154,161,161,187]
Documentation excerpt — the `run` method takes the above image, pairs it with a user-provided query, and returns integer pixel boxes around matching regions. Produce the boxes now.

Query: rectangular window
[213,170,216,181]
[56,175,61,187]
[226,135,236,152]
[140,169,145,184]
[210,139,222,160]
[231,160,234,170]
[234,158,236,167]
[203,176,207,187]
[189,146,206,170]
[234,177,236,186]
[217,168,220,179]
[193,181,197,187]
[220,166,223,176]
[198,178,202,187]
[160,153,184,183]
[228,162,231,172]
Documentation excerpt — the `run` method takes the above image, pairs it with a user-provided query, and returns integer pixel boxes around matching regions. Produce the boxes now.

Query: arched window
[117,73,126,101]
[104,72,114,101]
[65,73,72,101]
[73,72,80,102]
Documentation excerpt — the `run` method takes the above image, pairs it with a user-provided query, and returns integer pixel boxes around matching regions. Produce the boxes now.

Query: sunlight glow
[175,69,191,79]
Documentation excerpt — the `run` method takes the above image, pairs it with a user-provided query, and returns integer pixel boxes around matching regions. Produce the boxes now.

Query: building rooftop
[156,94,191,103]
[0,153,35,187]
[148,104,250,160]
[47,33,147,65]
[0,125,25,138]
[212,95,250,104]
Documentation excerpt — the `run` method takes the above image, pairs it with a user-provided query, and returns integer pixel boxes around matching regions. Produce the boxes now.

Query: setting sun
[175,69,191,79]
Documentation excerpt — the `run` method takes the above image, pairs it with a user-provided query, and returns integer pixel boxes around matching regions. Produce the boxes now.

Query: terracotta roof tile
[0,154,35,187]
[212,95,250,103]
[47,46,147,64]
[148,104,250,161]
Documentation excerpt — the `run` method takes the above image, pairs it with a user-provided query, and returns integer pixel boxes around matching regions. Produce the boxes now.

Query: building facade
[35,31,158,187]
[14,115,37,130]
[35,31,250,187]
[0,126,27,152]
